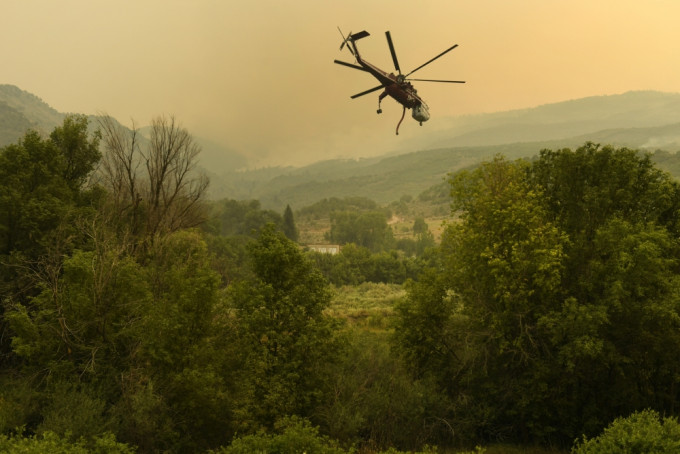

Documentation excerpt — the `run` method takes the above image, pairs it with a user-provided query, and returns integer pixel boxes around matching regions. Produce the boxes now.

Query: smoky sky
[4,0,680,167]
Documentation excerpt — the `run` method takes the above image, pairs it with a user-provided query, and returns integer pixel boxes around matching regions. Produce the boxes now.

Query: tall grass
[326,282,406,331]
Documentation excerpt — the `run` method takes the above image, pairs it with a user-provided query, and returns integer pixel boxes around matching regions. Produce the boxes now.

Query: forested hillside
[4,85,680,213]
[3,114,680,453]
[206,91,680,210]
[0,84,64,146]
[0,84,249,173]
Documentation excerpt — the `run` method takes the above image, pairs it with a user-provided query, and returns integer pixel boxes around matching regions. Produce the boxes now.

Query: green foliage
[215,415,444,454]
[126,229,234,452]
[530,143,680,240]
[0,115,102,369]
[49,114,101,192]
[215,416,348,454]
[0,431,134,454]
[572,410,680,454]
[329,210,394,252]
[37,383,111,442]
[325,282,404,324]
[308,244,421,286]
[203,233,251,285]
[7,130,680,454]
[0,114,100,255]
[0,375,40,434]
[208,198,284,237]
[282,204,299,241]
[394,145,680,445]
[298,196,380,220]
[413,217,429,235]
[227,225,339,431]
[7,246,149,381]
[5,227,237,452]
[318,330,449,451]
[393,259,460,389]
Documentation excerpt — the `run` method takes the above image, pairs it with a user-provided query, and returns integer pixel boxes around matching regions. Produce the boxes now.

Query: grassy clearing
[326,282,405,331]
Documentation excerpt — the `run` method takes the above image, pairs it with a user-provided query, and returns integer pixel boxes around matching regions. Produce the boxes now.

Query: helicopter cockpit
[412,103,430,123]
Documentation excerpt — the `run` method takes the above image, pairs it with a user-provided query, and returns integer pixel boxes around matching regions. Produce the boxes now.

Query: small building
[306,244,341,255]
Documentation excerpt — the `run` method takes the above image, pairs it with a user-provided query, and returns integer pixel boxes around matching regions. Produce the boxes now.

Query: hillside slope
[3,86,679,211]
[207,91,680,210]
[399,91,680,151]
[0,84,248,170]
[0,84,65,145]
[213,129,680,210]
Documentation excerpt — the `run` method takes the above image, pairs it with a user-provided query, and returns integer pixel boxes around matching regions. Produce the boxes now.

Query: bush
[214,416,348,454]
[572,409,680,453]
[0,431,134,454]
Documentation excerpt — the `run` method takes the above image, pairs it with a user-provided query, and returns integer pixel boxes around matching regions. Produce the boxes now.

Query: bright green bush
[213,416,444,454]
[214,416,348,454]
[0,431,134,453]
[572,409,680,453]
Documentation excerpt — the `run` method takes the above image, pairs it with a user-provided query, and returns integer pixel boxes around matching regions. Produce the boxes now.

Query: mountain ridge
[0,84,249,170]
[3,85,680,210]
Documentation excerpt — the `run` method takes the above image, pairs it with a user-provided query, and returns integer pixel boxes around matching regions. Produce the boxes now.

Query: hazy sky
[4,1,680,166]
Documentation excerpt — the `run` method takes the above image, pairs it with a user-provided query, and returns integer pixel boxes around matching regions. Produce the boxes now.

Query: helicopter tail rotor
[337,27,354,55]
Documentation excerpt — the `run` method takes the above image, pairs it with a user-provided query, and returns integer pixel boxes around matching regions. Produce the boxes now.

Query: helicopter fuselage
[354,55,429,117]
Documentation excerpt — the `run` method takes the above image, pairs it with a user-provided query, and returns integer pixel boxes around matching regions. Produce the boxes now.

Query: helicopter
[334,28,465,135]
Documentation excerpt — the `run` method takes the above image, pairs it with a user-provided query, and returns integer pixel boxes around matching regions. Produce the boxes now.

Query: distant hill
[213,138,654,210]
[0,84,65,145]
[397,90,680,152]
[4,85,680,212]
[0,84,248,170]
[210,91,680,210]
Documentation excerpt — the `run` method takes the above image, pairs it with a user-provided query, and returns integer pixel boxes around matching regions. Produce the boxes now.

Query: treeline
[2,115,680,453]
[0,115,440,453]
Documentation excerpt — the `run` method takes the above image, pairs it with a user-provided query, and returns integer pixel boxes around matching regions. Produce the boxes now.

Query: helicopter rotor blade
[405,44,459,78]
[385,31,401,74]
[406,78,465,83]
[334,59,368,72]
[350,85,384,99]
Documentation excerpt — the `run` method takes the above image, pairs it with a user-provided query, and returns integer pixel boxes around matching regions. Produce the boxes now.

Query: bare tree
[98,115,143,237]
[143,115,209,236]
[97,114,209,245]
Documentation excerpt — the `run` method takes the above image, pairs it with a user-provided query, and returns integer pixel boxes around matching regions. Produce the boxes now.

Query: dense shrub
[572,409,680,453]
[214,416,347,454]
[0,431,134,454]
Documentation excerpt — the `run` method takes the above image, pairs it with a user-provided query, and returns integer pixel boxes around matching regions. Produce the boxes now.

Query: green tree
[0,115,102,374]
[401,156,569,441]
[216,416,347,454]
[330,210,394,252]
[282,204,299,241]
[49,114,101,192]
[0,114,100,257]
[394,147,680,445]
[7,225,148,383]
[318,331,447,451]
[412,217,428,235]
[120,229,234,452]
[226,225,338,431]
[572,409,680,454]
[0,431,134,454]
[208,199,283,237]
